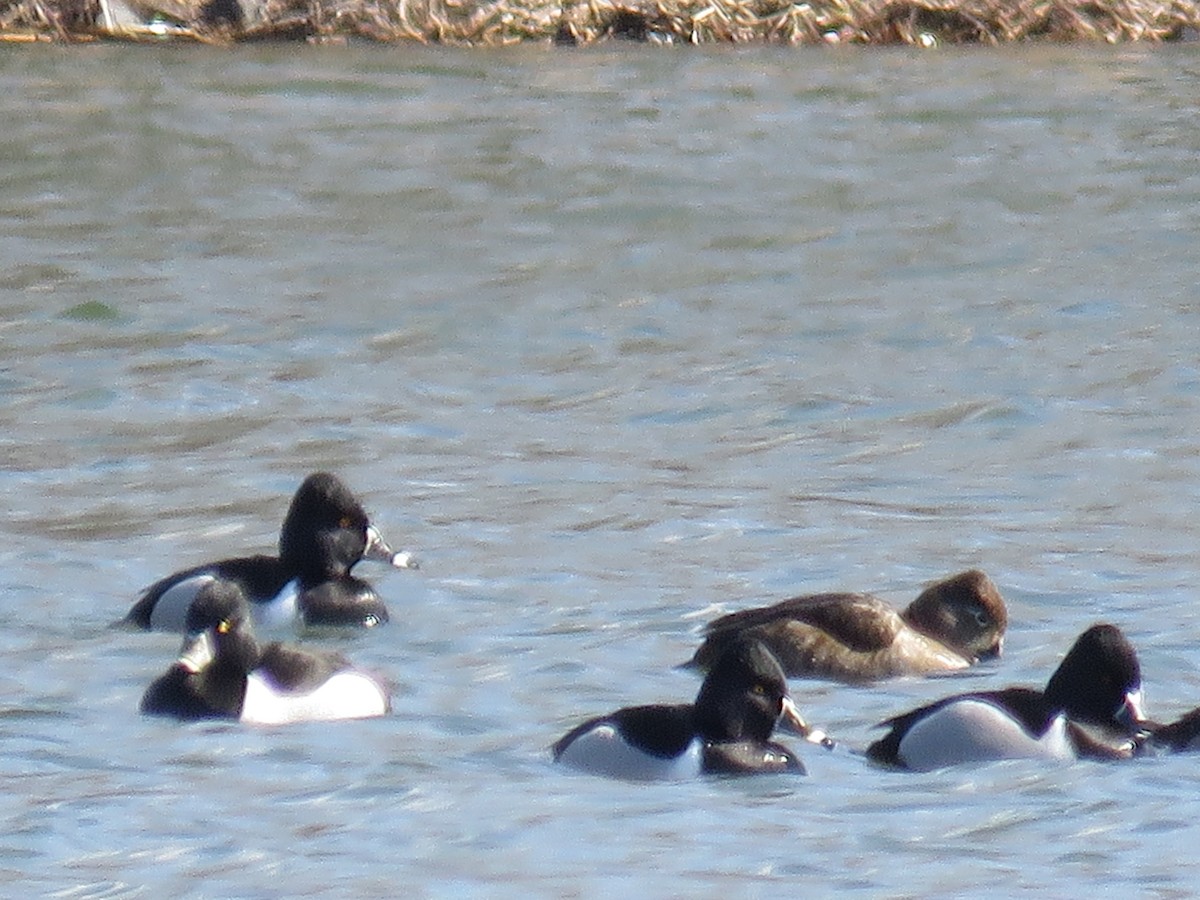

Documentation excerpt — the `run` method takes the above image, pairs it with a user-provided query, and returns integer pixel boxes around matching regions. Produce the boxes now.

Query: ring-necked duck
[866,623,1146,771]
[1144,709,1200,753]
[553,639,833,781]
[687,570,1007,683]
[140,581,391,724]
[125,472,417,632]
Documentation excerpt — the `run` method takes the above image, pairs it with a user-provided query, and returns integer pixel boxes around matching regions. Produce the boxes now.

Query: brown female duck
[687,569,1007,683]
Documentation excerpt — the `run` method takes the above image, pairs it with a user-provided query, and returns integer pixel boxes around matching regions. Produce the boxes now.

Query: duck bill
[778,696,835,749]
[363,525,419,570]
[177,630,216,674]
[1115,688,1147,730]
[977,636,1004,661]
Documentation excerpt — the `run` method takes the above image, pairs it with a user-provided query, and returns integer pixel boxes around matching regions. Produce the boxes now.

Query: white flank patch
[149,574,216,632]
[897,699,1075,772]
[557,725,703,781]
[240,670,389,725]
[251,578,301,635]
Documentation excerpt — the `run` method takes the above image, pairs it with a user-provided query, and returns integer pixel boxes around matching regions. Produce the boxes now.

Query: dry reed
[2,0,1198,45]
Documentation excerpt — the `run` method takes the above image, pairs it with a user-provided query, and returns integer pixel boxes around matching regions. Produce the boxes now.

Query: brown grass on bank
[2,0,1198,44]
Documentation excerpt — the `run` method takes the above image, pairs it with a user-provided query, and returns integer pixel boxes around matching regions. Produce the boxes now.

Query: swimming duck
[687,570,1007,683]
[1144,709,1200,753]
[866,623,1146,771]
[140,580,391,724]
[125,472,417,632]
[553,639,832,781]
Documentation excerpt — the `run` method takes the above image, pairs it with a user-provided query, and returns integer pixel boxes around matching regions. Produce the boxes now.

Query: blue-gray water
[3,41,1200,897]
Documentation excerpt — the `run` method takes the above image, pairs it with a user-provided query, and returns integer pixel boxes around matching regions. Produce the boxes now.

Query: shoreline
[4,0,1199,45]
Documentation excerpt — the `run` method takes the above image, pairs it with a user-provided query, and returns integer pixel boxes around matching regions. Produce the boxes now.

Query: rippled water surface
[3,41,1200,896]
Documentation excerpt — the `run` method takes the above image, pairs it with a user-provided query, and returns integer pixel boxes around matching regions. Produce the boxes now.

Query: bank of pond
[4,0,1199,47]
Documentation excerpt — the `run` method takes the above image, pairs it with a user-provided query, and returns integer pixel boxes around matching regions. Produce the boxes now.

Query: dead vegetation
[2,0,1198,44]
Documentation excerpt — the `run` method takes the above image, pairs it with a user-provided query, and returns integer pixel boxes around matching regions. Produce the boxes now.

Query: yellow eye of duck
[217,619,232,634]
[339,516,353,529]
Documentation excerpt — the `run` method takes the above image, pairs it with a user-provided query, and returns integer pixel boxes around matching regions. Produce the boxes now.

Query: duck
[865,622,1146,771]
[553,639,833,781]
[1144,709,1200,753]
[125,472,418,632]
[140,580,391,724]
[686,570,1007,683]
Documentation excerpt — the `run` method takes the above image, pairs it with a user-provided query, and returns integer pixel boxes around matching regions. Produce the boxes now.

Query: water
[2,41,1200,896]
